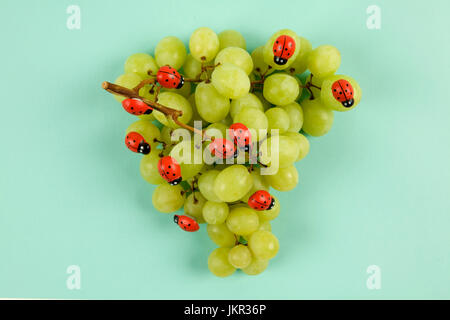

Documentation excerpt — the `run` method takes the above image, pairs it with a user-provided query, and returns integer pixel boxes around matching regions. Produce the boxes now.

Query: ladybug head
[173,215,179,224]
[273,56,287,65]
[243,144,250,152]
[176,76,185,89]
[268,198,275,210]
[169,176,182,186]
[342,98,354,108]
[137,141,151,155]
[144,108,153,115]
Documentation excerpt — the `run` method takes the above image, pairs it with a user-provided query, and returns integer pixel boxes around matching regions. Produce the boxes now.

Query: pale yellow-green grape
[233,107,268,141]
[140,152,166,185]
[211,63,250,99]
[226,206,259,236]
[305,73,324,99]
[265,107,290,134]
[264,164,299,191]
[124,53,158,79]
[170,140,204,180]
[152,92,192,128]
[138,84,159,105]
[198,170,222,202]
[184,192,207,223]
[182,54,214,80]
[228,245,252,269]
[230,93,264,119]
[138,113,155,122]
[220,114,233,126]
[307,45,341,79]
[248,230,279,260]
[251,46,275,76]
[240,169,271,202]
[208,247,236,277]
[320,74,362,111]
[155,36,187,70]
[301,99,334,137]
[253,91,272,111]
[263,29,301,70]
[202,201,229,225]
[259,220,272,232]
[214,165,253,202]
[187,93,207,127]
[195,81,230,123]
[257,195,280,221]
[280,102,303,132]
[189,27,220,63]
[259,135,299,168]
[287,37,312,75]
[126,120,160,149]
[160,126,176,145]
[283,132,310,161]
[215,47,253,75]
[207,223,237,247]
[242,258,269,275]
[263,73,300,105]
[113,73,143,102]
[206,122,228,140]
[163,80,191,98]
[152,184,185,213]
[218,30,246,50]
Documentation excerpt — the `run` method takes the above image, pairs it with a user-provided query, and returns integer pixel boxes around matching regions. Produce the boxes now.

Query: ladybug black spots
[165,79,168,82]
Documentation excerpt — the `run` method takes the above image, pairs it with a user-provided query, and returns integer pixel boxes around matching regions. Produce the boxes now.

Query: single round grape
[259,135,299,168]
[124,53,158,79]
[265,107,290,134]
[198,170,222,202]
[153,92,192,128]
[140,152,166,185]
[263,73,300,106]
[218,30,246,50]
[286,37,312,75]
[202,201,229,225]
[125,120,160,149]
[184,192,207,223]
[301,99,334,137]
[248,230,279,260]
[242,258,269,275]
[155,36,186,70]
[264,164,299,191]
[208,247,236,277]
[189,27,220,63]
[257,195,280,221]
[207,223,236,247]
[170,140,204,180]
[152,184,184,213]
[283,132,310,161]
[279,102,303,132]
[228,245,252,269]
[195,81,230,123]
[211,63,250,99]
[233,107,268,141]
[187,93,207,127]
[240,169,271,202]
[307,45,341,79]
[163,80,191,98]
[263,29,301,70]
[320,74,362,111]
[113,73,143,102]
[215,47,253,75]
[230,93,264,119]
[226,206,259,236]
[214,165,253,202]
[251,46,275,76]
[259,220,272,232]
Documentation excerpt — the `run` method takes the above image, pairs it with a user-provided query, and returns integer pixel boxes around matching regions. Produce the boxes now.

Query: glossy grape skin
[195,81,230,123]
[259,135,300,168]
[202,201,229,225]
[279,102,304,132]
[248,230,279,260]
[218,30,246,50]
[233,107,268,141]
[254,91,272,111]
[230,93,264,119]
[124,53,158,79]
[307,45,341,79]
[263,29,301,70]
[264,164,299,191]
[198,170,222,202]
[140,152,166,185]
[208,247,236,277]
[113,73,143,102]
[170,140,204,180]
[207,223,237,247]
[215,47,253,75]
[183,54,214,80]
[211,63,250,99]
[228,245,252,269]
[152,184,185,213]
[155,36,187,70]
[214,165,253,202]
[286,37,312,75]
[257,195,280,221]
[320,74,362,111]
[240,169,271,202]
[125,120,160,149]
[265,107,290,134]
[163,80,191,98]
[184,192,207,224]
[242,258,269,275]
[189,27,220,63]
[251,46,275,76]
[153,92,192,128]
[263,73,300,106]
[206,122,228,140]
[226,206,259,236]
[301,99,334,137]
[283,132,310,161]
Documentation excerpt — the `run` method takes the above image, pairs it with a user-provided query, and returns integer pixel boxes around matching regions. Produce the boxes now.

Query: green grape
[301,99,334,137]
[215,47,253,75]
[220,114,233,126]
[206,122,228,140]
[182,54,213,80]
[259,220,272,232]
[279,102,303,132]
[202,201,229,225]
[198,170,222,202]
[259,135,299,168]
[283,132,310,161]
[189,27,220,63]
[226,206,259,236]
[187,93,207,127]
[138,113,155,122]
[230,93,264,119]
[140,152,166,185]
[307,45,341,79]
[228,245,252,269]
[240,169,271,202]
[170,140,204,180]
[184,192,207,223]
[265,107,290,134]
[214,165,253,202]
[263,73,300,106]
[124,53,158,79]
[211,63,250,99]
[207,223,237,247]
[152,92,192,128]
[320,74,362,111]
[208,247,236,277]
[163,80,191,98]
[253,91,272,111]
[257,195,280,221]
[160,126,173,145]
[125,120,160,149]
[287,37,312,75]
[263,29,301,70]
[152,184,185,213]
[155,36,187,70]
[263,164,299,191]
[195,81,230,123]
[251,46,275,76]
[113,73,143,102]
[248,230,279,260]
[242,258,269,275]
[218,30,246,50]
[233,107,268,141]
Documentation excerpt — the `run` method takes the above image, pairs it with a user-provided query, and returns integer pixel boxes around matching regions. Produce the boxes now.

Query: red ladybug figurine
[209,138,237,159]
[248,190,275,211]
[156,65,185,89]
[332,79,354,108]
[122,98,153,116]
[174,215,199,232]
[272,35,296,65]
[158,156,182,185]
[125,132,151,155]
[229,123,252,152]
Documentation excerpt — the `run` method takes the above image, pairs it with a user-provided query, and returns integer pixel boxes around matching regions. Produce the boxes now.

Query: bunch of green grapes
[105,27,362,277]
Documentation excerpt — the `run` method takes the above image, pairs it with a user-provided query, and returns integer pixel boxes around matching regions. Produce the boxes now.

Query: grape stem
[301,73,322,100]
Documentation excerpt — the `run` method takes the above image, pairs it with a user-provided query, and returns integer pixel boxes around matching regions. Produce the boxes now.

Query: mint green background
[1,0,449,299]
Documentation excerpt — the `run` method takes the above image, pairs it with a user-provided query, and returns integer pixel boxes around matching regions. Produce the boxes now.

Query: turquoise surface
[1,0,449,299]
